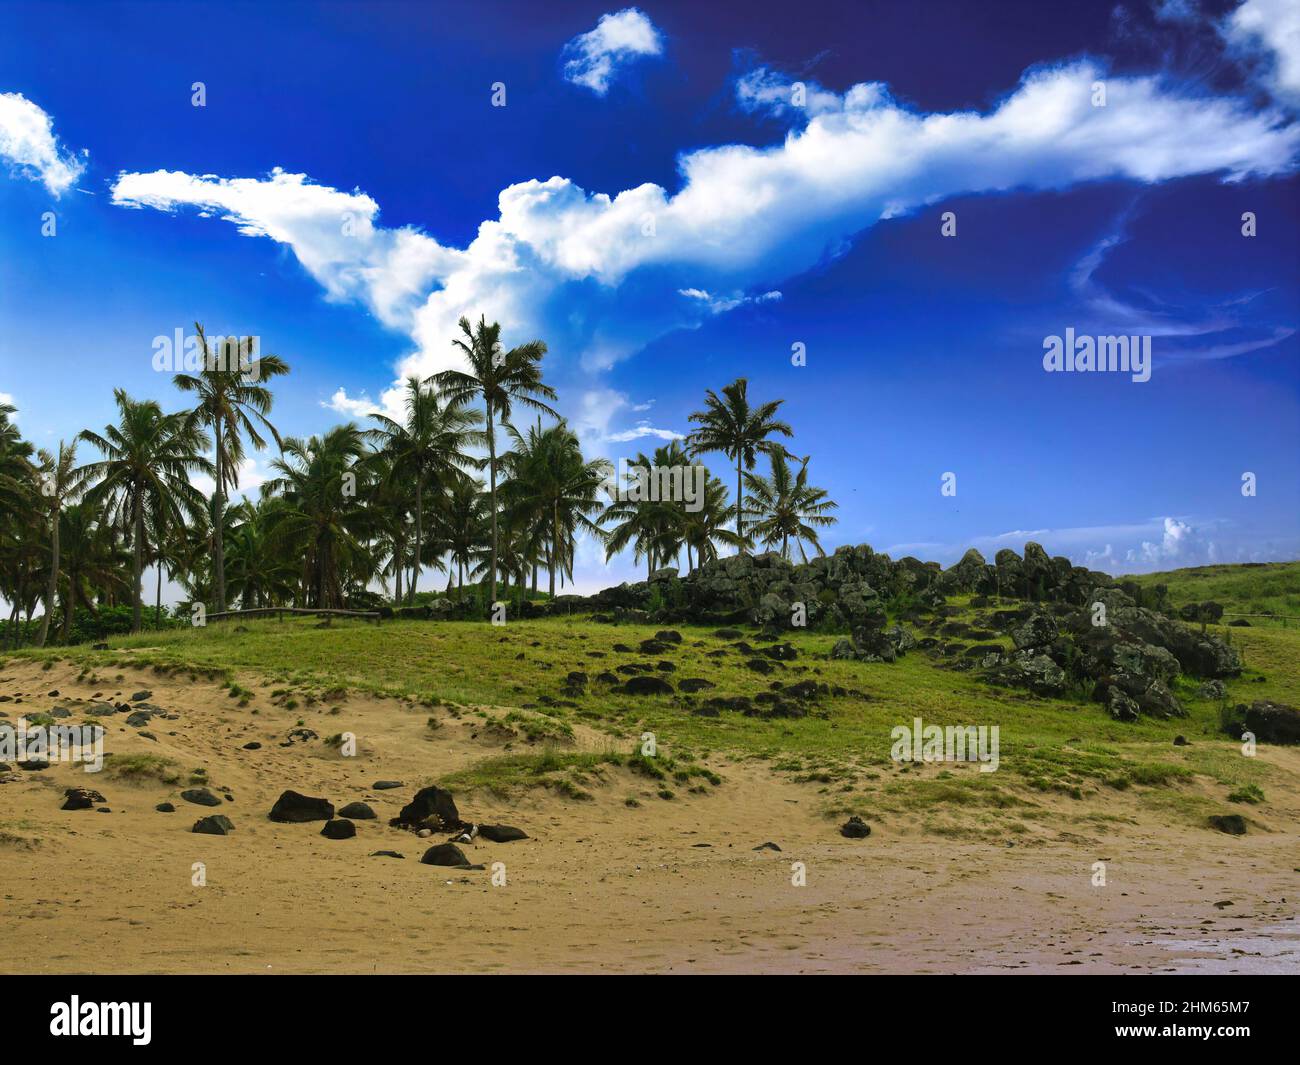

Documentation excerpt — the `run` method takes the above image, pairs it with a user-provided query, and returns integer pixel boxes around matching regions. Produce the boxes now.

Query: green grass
[12,577,1300,831]
[1126,560,1300,626]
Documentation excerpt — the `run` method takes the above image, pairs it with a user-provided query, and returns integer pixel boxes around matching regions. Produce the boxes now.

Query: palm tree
[680,472,742,571]
[430,315,558,605]
[438,476,487,596]
[224,499,297,608]
[501,419,611,596]
[56,503,129,641]
[686,378,793,553]
[260,426,375,608]
[79,390,212,632]
[174,325,289,613]
[365,376,482,604]
[743,452,838,561]
[33,440,88,646]
[601,445,689,579]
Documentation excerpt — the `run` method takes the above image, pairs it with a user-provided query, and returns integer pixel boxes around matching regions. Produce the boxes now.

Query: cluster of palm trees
[0,316,837,646]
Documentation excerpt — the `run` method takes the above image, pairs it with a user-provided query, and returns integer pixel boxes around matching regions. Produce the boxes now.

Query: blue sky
[1,0,1297,595]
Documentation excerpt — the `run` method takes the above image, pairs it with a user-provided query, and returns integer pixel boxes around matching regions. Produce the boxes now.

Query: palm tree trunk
[155,558,163,628]
[61,581,75,641]
[410,477,422,604]
[35,506,59,647]
[131,493,144,633]
[487,411,498,605]
[736,456,744,554]
[213,410,227,613]
[549,500,558,596]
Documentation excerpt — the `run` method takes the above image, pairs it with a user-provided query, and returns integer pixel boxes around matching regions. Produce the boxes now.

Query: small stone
[193,815,234,835]
[320,818,356,840]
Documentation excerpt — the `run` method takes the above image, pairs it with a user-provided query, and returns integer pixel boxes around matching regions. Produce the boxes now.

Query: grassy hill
[1125,561,1300,626]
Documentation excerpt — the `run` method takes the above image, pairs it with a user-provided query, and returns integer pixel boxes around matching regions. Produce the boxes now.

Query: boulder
[395,786,460,830]
[840,815,871,839]
[420,842,470,867]
[61,788,106,811]
[320,818,356,840]
[623,675,674,696]
[193,815,234,835]
[181,787,222,807]
[479,824,528,843]
[268,790,335,823]
[1238,701,1300,744]
[338,801,376,820]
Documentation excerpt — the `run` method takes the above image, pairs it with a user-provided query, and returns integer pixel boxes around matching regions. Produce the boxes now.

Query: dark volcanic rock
[181,787,222,807]
[840,815,871,839]
[1208,814,1246,835]
[372,780,404,790]
[654,630,683,644]
[745,658,776,675]
[421,842,470,867]
[623,675,674,696]
[155,802,175,812]
[62,787,106,810]
[193,815,234,835]
[678,678,716,693]
[370,850,405,859]
[320,818,356,840]
[395,786,459,830]
[242,741,262,750]
[268,790,335,823]
[479,824,528,843]
[1236,701,1300,744]
[638,639,672,655]
[338,801,376,820]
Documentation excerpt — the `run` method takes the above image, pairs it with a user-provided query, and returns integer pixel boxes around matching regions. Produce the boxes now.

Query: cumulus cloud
[110,58,1300,423]
[678,287,782,314]
[1221,0,1300,108]
[562,8,664,94]
[0,92,86,196]
[322,387,386,420]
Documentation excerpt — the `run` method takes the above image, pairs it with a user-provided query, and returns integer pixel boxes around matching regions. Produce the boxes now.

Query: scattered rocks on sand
[268,790,335,823]
[338,801,376,820]
[129,691,152,702]
[181,787,222,807]
[320,818,357,840]
[62,788,107,811]
[242,741,262,750]
[372,780,405,790]
[370,850,405,859]
[156,802,175,813]
[840,815,871,839]
[193,815,234,835]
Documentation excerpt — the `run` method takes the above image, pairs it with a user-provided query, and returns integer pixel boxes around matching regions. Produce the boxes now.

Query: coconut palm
[79,390,212,633]
[260,426,375,608]
[742,452,838,561]
[680,472,742,571]
[429,315,558,605]
[174,324,289,613]
[686,378,793,553]
[33,440,89,645]
[365,376,482,604]
[56,503,129,641]
[438,476,488,596]
[501,420,611,596]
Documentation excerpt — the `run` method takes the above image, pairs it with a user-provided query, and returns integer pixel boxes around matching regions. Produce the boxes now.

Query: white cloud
[678,287,782,314]
[111,58,1300,429]
[1222,0,1300,108]
[322,387,386,420]
[111,167,452,330]
[573,387,681,453]
[0,391,17,419]
[0,92,86,196]
[562,8,664,95]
